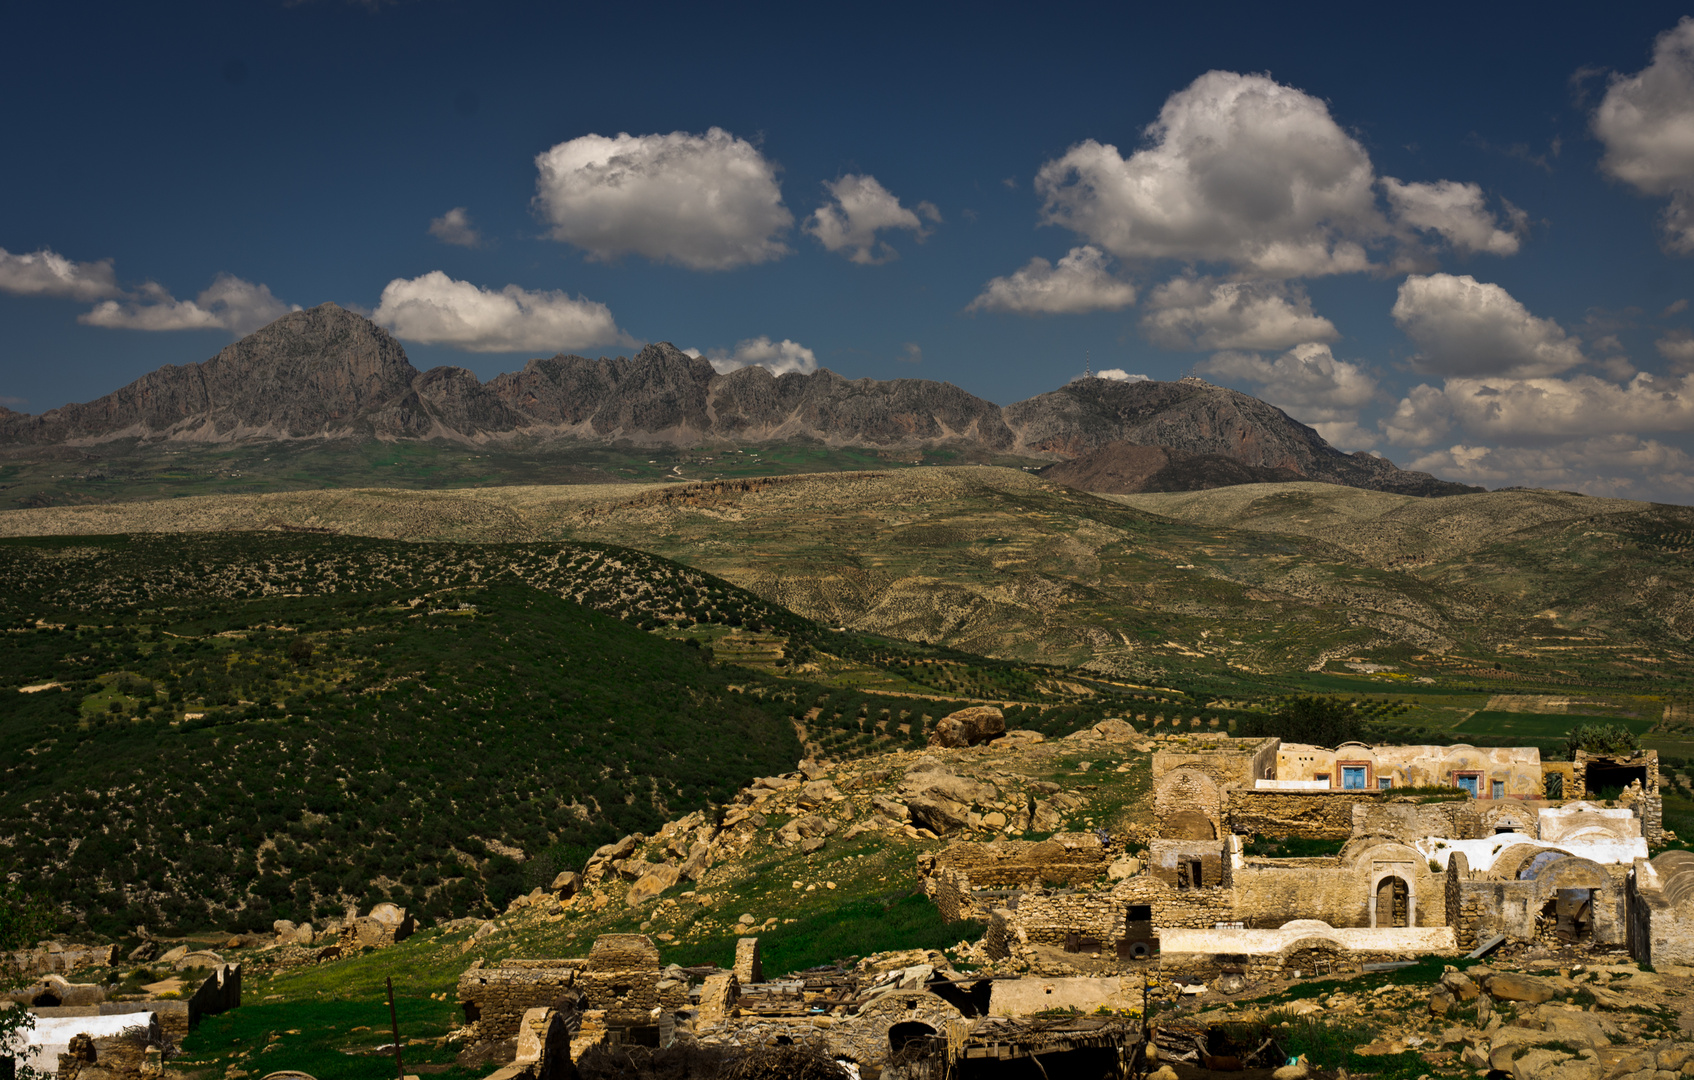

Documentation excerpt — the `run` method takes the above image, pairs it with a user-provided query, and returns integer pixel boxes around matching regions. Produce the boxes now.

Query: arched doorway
[1544,888,1595,943]
[888,1021,937,1057]
[1373,876,1411,928]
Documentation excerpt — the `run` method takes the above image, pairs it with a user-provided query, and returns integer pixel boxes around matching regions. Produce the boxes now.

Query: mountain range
[0,303,1474,496]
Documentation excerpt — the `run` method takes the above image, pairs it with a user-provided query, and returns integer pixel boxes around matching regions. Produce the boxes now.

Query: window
[1378,777,1394,790]
[1342,766,1367,790]
[1314,773,1330,785]
[1455,774,1480,797]
[1492,780,1505,800]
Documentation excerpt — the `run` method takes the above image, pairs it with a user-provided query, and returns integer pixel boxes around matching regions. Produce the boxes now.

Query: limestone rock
[1092,718,1136,739]
[679,842,712,881]
[157,945,190,965]
[907,795,970,835]
[777,814,835,844]
[127,941,158,962]
[872,796,910,820]
[797,779,842,807]
[1440,970,1480,1001]
[1659,1044,1694,1071]
[1107,856,1142,881]
[625,864,683,906]
[1031,799,1065,832]
[550,871,583,898]
[929,706,1005,748]
[1486,972,1557,1003]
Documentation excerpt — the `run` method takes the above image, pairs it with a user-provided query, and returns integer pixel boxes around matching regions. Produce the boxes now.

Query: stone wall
[1352,801,1485,842]
[733,938,762,984]
[927,869,972,924]
[1628,852,1694,967]
[1157,924,1456,981]
[1226,790,1371,839]
[1574,750,1663,844]
[924,835,1109,890]
[695,991,967,1072]
[580,935,662,1025]
[457,960,581,1044]
[1151,737,1278,788]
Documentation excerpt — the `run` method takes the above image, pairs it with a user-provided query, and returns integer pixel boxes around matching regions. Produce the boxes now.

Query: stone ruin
[455,932,1144,1077]
[922,734,1686,987]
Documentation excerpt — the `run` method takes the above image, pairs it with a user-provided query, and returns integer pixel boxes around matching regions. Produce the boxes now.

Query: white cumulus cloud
[1593,18,1694,252]
[1035,71,1383,278]
[1072,368,1149,383]
[805,174,938,264]
[1391,273,1585,377]
[1141,277,1337,351]
[1382,371,1694,447]
[0,247,122,301]
[80,274,297,335]
[1405,437,1694,502]
[1199,342,1380,450]
[691,336,819,376]
[966,245,1137,314]
[372,271,635,353]
[1381,178,1524,256]
[429,207,482,247]
[533,128,792,270]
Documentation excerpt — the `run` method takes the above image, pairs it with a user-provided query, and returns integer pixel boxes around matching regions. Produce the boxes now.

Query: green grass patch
[659,893,980,977]
[176,992,473,1080]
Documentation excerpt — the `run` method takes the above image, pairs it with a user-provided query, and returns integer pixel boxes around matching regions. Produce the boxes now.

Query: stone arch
[1374,876,1412,928]
[1484,804,1536,837]
[1344,841,1428,929]
[1278,935,1349,978]
[888,1021,936,1056]
[1155,768,1223,840]
[1488,842,1564,882]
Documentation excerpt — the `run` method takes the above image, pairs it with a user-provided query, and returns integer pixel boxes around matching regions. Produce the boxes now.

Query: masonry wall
[1226,790,1369,839]
[457,961,582,1044]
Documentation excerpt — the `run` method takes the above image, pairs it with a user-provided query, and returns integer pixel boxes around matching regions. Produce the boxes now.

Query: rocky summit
[0,304,1472,495]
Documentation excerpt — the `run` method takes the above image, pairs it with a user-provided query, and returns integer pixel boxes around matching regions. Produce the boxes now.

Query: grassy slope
[5,469,1691,691]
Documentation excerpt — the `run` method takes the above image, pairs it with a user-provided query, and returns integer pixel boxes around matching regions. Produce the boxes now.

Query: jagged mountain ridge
[0,303,1470,494]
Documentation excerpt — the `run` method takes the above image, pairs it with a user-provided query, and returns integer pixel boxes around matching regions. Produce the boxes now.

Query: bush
[1236,696,1362,746]
[1566,723,1639,759]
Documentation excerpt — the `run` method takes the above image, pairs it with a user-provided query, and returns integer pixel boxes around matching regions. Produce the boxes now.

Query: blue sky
[7,1,1694,500]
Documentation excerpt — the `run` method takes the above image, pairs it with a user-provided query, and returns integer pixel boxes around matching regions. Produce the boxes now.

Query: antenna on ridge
[1085,350,1091,379]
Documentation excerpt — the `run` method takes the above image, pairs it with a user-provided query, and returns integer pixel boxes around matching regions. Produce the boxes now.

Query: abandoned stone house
[923,734,1685,977]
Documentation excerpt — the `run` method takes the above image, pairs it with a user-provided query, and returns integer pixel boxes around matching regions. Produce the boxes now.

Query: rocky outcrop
[1009,378,1477,495]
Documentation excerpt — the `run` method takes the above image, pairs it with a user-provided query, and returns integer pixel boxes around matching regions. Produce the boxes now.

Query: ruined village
[10,705,1694,1080]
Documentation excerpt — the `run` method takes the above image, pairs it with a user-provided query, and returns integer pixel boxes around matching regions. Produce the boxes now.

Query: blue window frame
[1342,766,1367,790]
[1456,775,1480,797]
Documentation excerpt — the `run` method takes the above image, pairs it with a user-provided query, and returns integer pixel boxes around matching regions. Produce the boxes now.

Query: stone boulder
[797,779,843,807]
[551,871,584,899]
[929,706,1005,748]
[1092,718,1137,739]
[1485,972,1556,1004]
[908,795,971,835]
[272,920,315,946]
[626,863,683,907]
